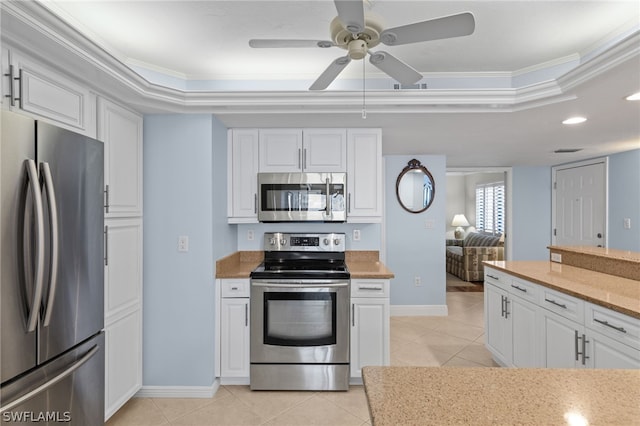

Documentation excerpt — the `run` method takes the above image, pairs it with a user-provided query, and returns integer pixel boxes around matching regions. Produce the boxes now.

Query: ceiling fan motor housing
[330,14,383,59]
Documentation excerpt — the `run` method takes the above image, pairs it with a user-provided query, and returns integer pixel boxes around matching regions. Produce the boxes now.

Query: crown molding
[1,1,638,116]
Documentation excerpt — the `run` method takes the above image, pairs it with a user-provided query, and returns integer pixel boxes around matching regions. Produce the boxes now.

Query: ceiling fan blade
[309,56,351,90]
[380,12,475,46]
[249,39,335,48]
[368,51,422,85]
[334,0,365,34]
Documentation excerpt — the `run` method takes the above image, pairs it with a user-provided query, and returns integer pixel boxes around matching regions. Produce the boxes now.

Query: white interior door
[553,160,606,247]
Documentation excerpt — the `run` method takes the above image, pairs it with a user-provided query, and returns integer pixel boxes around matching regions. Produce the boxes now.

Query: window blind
[475,182,504,236]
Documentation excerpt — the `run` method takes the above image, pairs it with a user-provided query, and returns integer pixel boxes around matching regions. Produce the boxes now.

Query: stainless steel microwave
[257,172,346,222]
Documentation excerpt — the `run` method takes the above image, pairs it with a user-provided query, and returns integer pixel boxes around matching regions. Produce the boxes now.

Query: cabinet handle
[104,226,109,266]
[347,193,351,213]
[594,318,627,333]
[245,303,248,327]
[254,193,257,214]
[574,330,580,361]
[358,285,383,291]
[4,64,16,106]
[104,185,110,213]
[511,284,527,293]
[303,148,307,170]
[352,303,355,327]
[16,68,23,108]
[486,274,499,280]
[500,295,505,318]
[504,298,510,319]
[298,148,302,170]
[582,334,589,365]
[231,287,238,290]
[544,298,567,309]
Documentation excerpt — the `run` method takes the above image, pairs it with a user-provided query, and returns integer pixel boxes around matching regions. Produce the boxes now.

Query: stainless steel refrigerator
[1,110,105,425]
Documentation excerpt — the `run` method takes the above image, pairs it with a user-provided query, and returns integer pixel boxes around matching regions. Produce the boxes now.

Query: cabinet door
[587,329,640,369]
[105,308,142,420]
[350,298,390,378]
[10,50,95,136]
[484,283,512,366]
[220,298,250,378]
[98,98,143,217]
[104,218,142,319]
[259,129,303,172]
[228,129,259,221]
[542,309,583,368]
[303,129,347,172]
[510,296,541,367]
[346,129,382,222]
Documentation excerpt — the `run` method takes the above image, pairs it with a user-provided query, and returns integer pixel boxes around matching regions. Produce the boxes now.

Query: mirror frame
[395,159,435,214]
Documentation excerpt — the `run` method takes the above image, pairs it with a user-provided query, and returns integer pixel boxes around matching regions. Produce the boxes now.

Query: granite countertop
[484,260,640,319]
[362,366,640,426]
[549,245,640,263]
[215,250,394,279]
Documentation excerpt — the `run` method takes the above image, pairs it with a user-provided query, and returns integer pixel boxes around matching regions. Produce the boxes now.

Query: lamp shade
[451,214,470,227]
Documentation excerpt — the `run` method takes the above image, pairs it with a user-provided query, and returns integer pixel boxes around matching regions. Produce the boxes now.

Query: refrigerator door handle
[0,345,98,415]
[23,159,45,333]
[40,162,59,327]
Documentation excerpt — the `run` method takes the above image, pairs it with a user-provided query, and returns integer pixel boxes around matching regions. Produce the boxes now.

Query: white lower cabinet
[219,279,250,382]
[350,279,390,379]
[104,218,142,419]
[485,266,640,370]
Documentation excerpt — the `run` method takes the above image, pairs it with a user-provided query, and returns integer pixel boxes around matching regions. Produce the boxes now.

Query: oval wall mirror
[396,159,435,213]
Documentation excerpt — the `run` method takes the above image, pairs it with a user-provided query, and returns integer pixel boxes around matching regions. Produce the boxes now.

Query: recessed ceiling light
[626,92,640,101]
[562,116,587,125]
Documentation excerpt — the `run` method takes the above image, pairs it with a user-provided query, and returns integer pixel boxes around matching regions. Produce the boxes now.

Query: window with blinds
[475,182,504,236]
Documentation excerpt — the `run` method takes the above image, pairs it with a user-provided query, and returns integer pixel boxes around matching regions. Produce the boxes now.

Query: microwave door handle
[326,178,330,216]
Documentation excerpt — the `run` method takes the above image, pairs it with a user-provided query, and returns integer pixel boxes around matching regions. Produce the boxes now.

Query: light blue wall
[385,155,447,306]
[511,166,552,260]
[143,114,231,386]
[211,117,236,264]
[608,149,640,251]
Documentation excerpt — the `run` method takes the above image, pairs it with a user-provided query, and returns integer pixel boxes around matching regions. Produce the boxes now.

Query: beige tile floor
[107,292,497,426]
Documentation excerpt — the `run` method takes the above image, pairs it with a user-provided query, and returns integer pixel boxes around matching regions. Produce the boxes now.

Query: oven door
[250,280,350,364]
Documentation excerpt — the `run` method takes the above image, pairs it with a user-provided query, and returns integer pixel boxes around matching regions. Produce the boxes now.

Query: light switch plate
[353,229,361,241]
[178,236,189,252]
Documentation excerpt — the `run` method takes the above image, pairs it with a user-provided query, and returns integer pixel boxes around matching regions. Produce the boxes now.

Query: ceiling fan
[248,0,475,90]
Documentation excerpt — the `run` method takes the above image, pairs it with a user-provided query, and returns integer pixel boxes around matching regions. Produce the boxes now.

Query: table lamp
[452,214,470,239]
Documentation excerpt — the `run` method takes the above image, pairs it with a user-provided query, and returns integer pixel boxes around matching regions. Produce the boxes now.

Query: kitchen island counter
[362,366,640,426]
[484,260,640,319]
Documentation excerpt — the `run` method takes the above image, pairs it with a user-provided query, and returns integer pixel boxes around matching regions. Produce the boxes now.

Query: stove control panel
[264,233,345,252]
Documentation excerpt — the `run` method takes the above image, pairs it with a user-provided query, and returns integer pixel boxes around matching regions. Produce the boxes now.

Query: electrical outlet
[353,229,361,241]
[550,253,562,263]
[247,229,254,241]
[414,276,422,286]
[623,218,631,229]
[178,236,189,252]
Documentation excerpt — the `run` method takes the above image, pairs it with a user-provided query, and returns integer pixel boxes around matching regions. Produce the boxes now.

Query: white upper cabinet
[98,98,143,217]
[302,129,347,172]
[259,129,303,172]
[3,49,96,137]
[347,128,382,222]
[259,128,347,172]
[228,129,259,223]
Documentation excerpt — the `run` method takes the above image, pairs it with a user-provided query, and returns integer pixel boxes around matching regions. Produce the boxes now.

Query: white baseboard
[135,379,220,398]
[390,305,448,316]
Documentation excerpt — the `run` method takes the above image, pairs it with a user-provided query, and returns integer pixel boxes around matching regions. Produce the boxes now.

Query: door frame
[446,167,512,260]
[551,157,608,248]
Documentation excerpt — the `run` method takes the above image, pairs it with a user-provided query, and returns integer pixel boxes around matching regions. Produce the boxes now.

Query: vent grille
[393,83,428,90]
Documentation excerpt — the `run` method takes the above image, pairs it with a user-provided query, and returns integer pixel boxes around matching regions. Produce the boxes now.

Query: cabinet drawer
[484,267,509,291]
[508,277,539,304]
[586,303,640,350]
[540,287,584,323]
[351,279,389,298]
[221,279,250,298]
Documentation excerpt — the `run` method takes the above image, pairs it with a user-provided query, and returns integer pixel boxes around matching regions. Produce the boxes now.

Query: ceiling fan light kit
[248,0,476,90]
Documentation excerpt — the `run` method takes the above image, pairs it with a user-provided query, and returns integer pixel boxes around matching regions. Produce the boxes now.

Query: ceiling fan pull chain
[362,58,366,119]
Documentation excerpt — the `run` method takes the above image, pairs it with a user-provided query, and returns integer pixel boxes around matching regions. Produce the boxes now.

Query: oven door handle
[251,281,349,289]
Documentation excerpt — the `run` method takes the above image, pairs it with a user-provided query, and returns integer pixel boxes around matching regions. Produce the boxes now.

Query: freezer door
[0,332,105,425]
[1,111,38,382]
[36,122,104,364]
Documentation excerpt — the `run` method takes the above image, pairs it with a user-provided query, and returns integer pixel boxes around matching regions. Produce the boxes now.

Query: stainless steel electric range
[250,232,350,391]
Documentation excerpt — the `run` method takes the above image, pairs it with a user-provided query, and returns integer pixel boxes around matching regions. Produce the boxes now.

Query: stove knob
[323,238,330,246]
[334,238,341,246]
[269,237,277,246]
[280,239,287,246]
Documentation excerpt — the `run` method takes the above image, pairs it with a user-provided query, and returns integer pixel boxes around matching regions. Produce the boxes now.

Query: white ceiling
[40,1,640,166]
